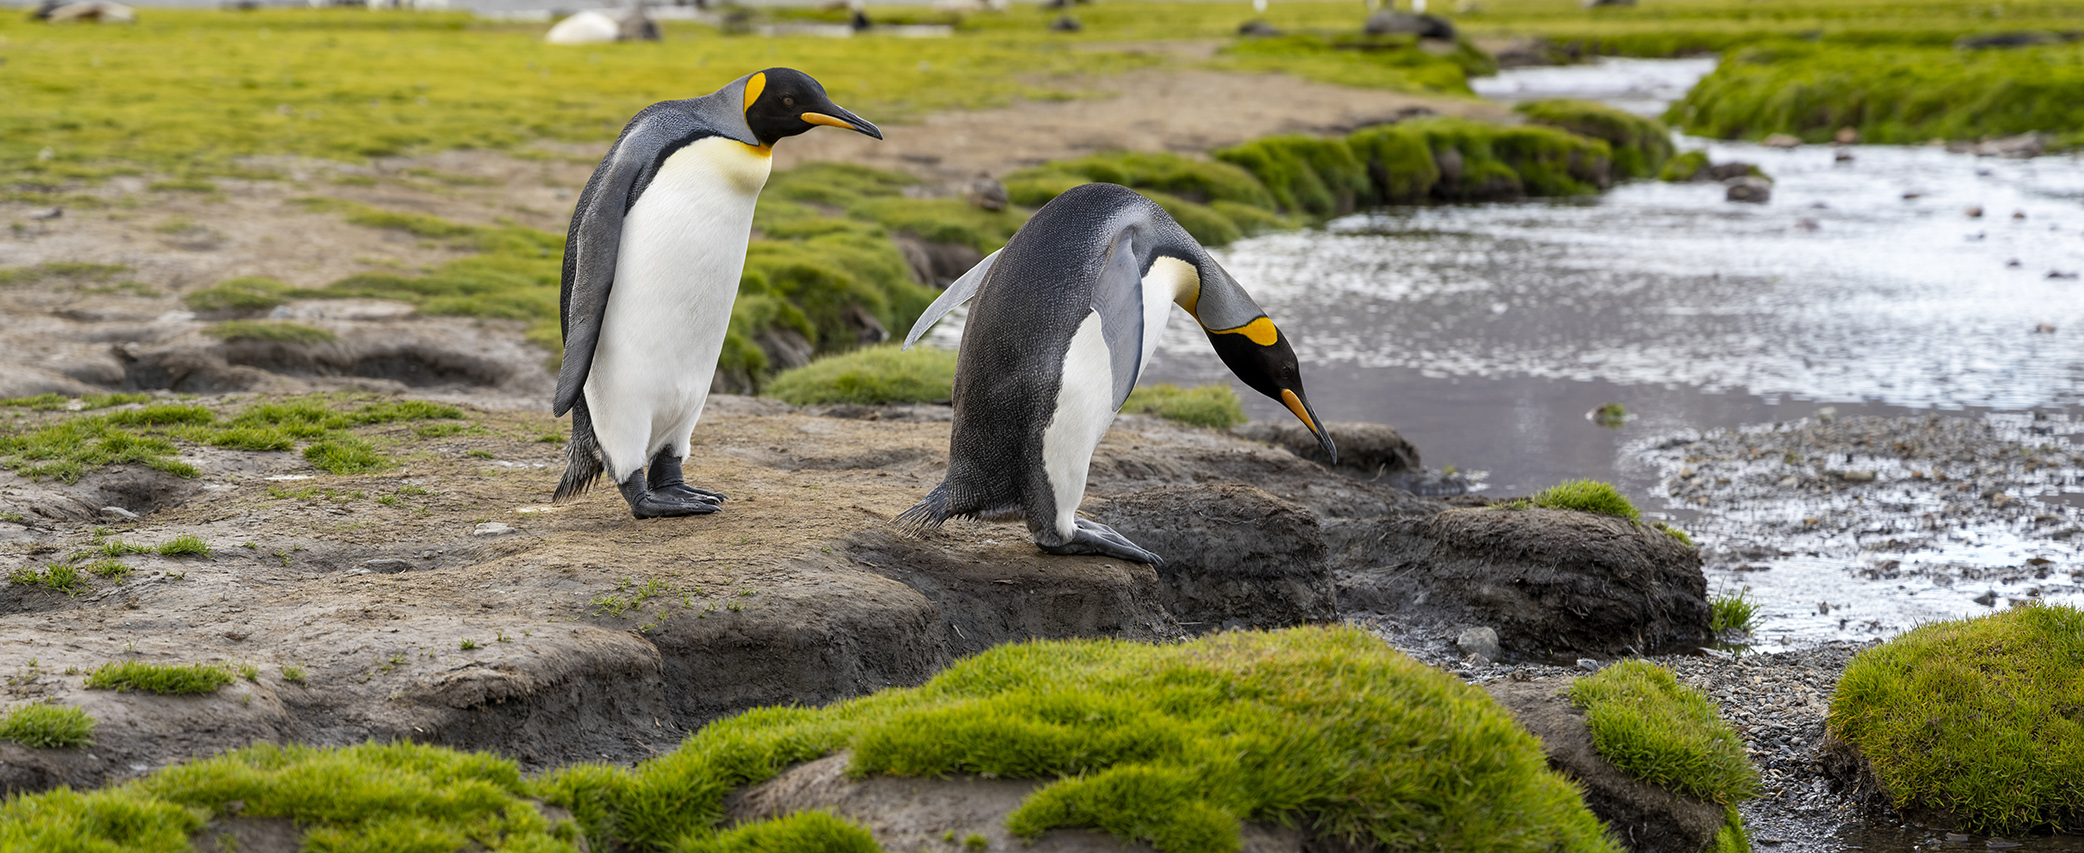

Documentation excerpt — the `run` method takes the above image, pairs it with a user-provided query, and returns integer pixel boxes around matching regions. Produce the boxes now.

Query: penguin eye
[782,95,796,107]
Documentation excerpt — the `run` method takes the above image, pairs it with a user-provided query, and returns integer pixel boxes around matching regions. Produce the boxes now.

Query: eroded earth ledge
[0,394,1710,795]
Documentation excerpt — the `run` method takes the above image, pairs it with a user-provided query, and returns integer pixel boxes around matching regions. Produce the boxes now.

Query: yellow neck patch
[1210,316,1279,346]
[742,72,766,113]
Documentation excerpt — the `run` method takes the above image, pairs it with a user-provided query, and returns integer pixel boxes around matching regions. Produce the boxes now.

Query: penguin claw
[1041,521,1165,566]
[658,483,727,504]
[630,493,722,518]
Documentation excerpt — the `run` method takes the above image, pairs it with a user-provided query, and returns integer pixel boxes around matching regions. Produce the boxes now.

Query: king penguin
[895,182,1337,564]
[552,68,881,518]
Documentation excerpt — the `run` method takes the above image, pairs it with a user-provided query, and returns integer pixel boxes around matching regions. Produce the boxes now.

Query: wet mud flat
[1637,412,2084,647]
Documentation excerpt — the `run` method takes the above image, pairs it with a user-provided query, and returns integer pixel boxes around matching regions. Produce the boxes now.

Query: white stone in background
[473,522,517,537]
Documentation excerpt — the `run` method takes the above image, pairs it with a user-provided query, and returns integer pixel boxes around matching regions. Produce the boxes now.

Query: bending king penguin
[897,183,1337,565]
[552,68,881,517]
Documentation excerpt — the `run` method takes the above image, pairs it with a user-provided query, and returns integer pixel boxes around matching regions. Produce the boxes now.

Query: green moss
[764,346,959,406]
[1404,117,1613,199]
[1213,134,1372,218]
[1655,521,1696,548]
[84,661,233,695]
[1214,33,1487,95]
[184,276,294,314]
[86,558,133,581]
[1710,806,1751,853]
[1121,384,1246,429]
[1827,603,2084,834]
[1345,123,1442,203]
[1,392,150,411]
[0,704,96,750]
[1670,41,2084,147]
[0,409,199,482]
[0,261,129,288]
[1659,150,1711,182]
[678,811,883,853]
[206,320,338,346]
[1569,660,1759,805]
[1515,99,1674,179]
[1017,151,1275,209]
[1530,479,1642,523]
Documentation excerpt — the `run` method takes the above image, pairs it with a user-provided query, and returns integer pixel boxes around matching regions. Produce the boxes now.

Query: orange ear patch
[742,72,767,113]
[1211,316,1279,346]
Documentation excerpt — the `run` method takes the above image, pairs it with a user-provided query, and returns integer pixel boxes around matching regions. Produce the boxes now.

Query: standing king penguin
[897,182,1336,564]
[552,68,881,517]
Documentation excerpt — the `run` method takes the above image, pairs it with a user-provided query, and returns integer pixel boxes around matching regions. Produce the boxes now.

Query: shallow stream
[1124,58,2084,650]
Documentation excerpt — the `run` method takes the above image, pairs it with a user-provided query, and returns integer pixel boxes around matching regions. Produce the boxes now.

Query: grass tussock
[8,563,90,596]
[1569,660,1759,805]
[0,704,96,750]
[1515,100,1675,179]
[1524,479,1642,523]
[1827,602,2084,834]
[0,261,130,288]
[1,628,1620,853]
[183,277,294,314]
[1121,384,1247,429]
[0,394,461,481]
[84,661,234,695]
[764,346,958,406]
[1670,41,2084,147]
[206,320,337,346]
[1,392,151,411]
[1710,588,1758,633]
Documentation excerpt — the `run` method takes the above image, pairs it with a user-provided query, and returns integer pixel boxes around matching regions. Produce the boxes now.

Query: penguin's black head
[1206,318,1338,464]
[741,67,883,147]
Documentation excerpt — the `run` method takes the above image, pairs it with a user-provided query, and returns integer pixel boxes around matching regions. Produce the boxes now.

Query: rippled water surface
[1116,59,2084,648]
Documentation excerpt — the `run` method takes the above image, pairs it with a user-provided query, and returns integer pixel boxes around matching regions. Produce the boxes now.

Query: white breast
[1040,312,1118,540]
[1136,256,1200,376]
[582,136,772,478]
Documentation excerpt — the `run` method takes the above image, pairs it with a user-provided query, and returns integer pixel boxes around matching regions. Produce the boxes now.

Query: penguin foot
[618,469,721,519]
[1039,519,1164,566]
[645,451,728,505]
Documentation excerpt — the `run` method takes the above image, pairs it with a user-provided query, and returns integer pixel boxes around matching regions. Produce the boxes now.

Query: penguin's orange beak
[801,106,882,139]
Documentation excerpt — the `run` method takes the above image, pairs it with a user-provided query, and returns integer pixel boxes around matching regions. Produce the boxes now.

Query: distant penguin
[553,68,882,518]
[897,183,1336,564]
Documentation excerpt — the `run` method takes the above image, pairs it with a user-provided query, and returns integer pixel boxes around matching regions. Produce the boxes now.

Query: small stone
[1840,470,1877,483]
[1973,589,1999,607]
[1725,176,1773,204]
[1455,626,1502,661]
[1761,133,1802,149]
[360,558,412,573]
[1778,476,1800,487]
[100,506,138,519]
[1815,406,1837,423]
[1576,658,1603,672]
[473,522,517,537]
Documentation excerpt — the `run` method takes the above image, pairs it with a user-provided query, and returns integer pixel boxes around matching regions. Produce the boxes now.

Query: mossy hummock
[1828,602,2084,835]
[1570,660,1760,806]
[1,628,1622,853]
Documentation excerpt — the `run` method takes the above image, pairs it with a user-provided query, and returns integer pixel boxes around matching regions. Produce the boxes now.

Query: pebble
[472,522,517,537]
[100,506,138,519]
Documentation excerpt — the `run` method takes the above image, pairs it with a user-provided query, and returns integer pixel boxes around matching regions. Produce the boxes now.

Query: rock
[1839,470,1877,483]
[1362,10,1455,39]
[1581,0,1634,7]
[1237,18,1282,36]
[1487,680,1728,853]
[472,522,517,537]
[894,233,988,288]
[1975,132,2048,158]
[1577,658,1603,672]
[1232,420,1420,476]
[1761,133,1802,149]
[1834,127,1860,145]
[617,7,661,41]
[1704,161,1761,181]
[99,506,138,520]
[1339,507,1713,656]
[1455,625,1501,660]
[360,559,413,573]
[1493,36,1565,67]
[1089,484,1337,632]
[543,10,620,44]
[1048,14,1081,31]
[1725,176,1772,204]
[964,176,1008,212]
[731,753,1308,852]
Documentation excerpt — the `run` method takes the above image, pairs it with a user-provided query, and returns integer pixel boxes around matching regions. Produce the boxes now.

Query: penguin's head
[1204,318,1337,465]
[740,68,883,147]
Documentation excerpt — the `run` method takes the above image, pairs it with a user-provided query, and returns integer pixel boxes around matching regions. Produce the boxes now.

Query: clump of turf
[0,392,151,412]
[1530,479,1642,523]
[206,320,337,346]
[303,435,389,474]
[1709,588,1757,633]
[0,704,96,749]
[763,346,959,406]
[84,661,234,695]
[183,276,294,314]
[1827,602,2084,834]
[9,564,91,596]
[1515,99,1674,179]
[1569,660,1759,805]
[1121,384,1246,429]
[157,535,211,557]
[1659,150,1711,182]
[0,394,458,481]
[0,262,130,289]
[681,811,883,853]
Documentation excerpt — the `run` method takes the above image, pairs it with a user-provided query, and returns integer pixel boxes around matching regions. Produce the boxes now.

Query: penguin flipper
[1091,229,1152,410]
[901,249,1001,350]
[553,113,691,417]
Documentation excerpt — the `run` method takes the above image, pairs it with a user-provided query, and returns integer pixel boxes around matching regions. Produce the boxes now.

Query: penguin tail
[553,398,605,504]
[895,484,957,535]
